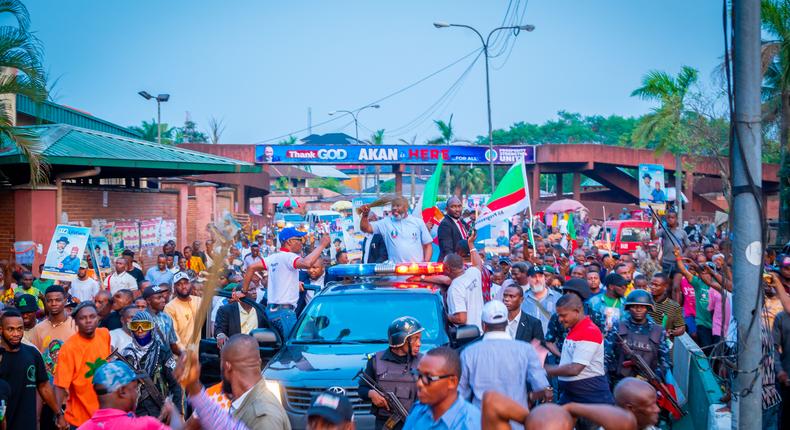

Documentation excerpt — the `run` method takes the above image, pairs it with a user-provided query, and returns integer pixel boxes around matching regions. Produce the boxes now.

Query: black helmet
[388,316,424,347]
[624,290,654,310]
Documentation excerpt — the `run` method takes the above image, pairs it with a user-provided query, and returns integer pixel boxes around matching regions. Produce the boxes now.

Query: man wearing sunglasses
[243,227,331,339]
[402,346,480,430]
[120,310,182,418]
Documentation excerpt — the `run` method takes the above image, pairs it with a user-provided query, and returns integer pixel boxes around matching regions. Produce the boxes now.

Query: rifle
[108,349,165,407]
[616,334,685,420]
[355,369,409,430]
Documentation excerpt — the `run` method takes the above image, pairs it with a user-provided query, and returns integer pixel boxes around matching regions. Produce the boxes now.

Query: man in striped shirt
[648,273,685,338]
[546,294,614,405]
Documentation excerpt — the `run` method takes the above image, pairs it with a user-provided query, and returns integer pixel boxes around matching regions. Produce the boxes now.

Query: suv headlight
[265,379,283,405]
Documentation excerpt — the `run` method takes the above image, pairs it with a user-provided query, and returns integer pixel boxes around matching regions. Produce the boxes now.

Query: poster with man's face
[638,163,666,212]
[42,225,91,281]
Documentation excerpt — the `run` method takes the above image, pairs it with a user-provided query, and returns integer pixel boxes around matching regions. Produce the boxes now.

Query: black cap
[15,294,38,313]
[605,273,628,287]
[498,257,512,266]
[142,285,166,299]
[306,391,353,424]
[527,265,545,276]
[561,278,592,301]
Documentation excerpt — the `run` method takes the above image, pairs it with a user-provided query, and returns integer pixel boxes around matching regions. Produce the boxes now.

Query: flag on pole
[475,160,531,229]
[414,156,445,236]
[567,213,577,239]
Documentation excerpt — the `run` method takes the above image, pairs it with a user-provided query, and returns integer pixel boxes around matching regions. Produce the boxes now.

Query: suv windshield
[620,227,651,243]
[293,293,448,344]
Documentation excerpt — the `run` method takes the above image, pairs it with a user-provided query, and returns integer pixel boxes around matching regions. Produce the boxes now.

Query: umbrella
[330,200,353,211]
[278,197,300,209]
[545,199,587,215]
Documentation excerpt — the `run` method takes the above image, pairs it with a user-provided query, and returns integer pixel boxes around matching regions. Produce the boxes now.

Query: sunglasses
[411,369,454,385]
[128,321,154,332]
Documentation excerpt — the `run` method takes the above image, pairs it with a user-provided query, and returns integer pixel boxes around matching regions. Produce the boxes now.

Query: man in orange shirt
[53,301,111,428]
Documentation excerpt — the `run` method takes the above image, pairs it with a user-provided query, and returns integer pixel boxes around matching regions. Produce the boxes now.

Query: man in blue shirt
[359,196,433,263]
[403,346,480,430]
[145,254,174,287]
[459,300,550,415]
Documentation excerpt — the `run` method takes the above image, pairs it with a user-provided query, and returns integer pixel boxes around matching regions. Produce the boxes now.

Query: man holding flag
[475,159,533,241]
[359,196,433,263]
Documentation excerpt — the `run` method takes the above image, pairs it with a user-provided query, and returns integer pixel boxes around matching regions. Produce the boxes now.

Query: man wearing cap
[58,246,81,273]
[144,284,180,356]
[14,293,39,343]
[104,257,137,295]
[606,290,669,387]
[588,273,629,333]
[145,254,175,288]
[520,265,561,335]
[243,227,330,338]
[459,300,550,414]
[359,197,433,264]
[121,310,181,417]
[359,317,423,430]
[0,309,67,430]
[165,272,201,349]
[72,261,100,303]
[307,391,355,430]
[54,302,112,428]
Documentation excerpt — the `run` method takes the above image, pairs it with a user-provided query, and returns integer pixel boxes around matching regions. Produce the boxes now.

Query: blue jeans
[266,305,297,339]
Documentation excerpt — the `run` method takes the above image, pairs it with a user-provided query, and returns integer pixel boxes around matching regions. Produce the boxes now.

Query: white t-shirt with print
[264,251,300,307]
[447,266,483,331]
[71,277,99,302]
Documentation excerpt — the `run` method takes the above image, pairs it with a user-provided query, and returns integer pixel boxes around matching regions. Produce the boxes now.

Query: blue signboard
[256,144,535,165]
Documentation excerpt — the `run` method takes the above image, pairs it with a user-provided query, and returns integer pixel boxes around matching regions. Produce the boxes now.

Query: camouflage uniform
[604,316,670,385]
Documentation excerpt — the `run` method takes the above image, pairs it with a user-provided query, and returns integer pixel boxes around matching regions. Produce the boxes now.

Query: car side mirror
[250,328,282,348]
[303,284,321,294]
[451,324,480,346]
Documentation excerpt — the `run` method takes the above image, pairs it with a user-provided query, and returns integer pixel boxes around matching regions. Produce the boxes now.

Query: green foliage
[481,111,639,146]
[175,119,208,144]
[278,135,298,145]
[274,176,291,191]
[0,0,49,185]
[129,119,175,145]
[311,178,343,193]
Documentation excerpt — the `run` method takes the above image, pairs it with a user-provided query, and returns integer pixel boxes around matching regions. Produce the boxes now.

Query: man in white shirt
[243,227,330,339]
[71,261,99,302]
[103,257,138,295]
[445,231,484,332]
[242,243,265,271]
[110,305,136,351]
[359,196,433,263]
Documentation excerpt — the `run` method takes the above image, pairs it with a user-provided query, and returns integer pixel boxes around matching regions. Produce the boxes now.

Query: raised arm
[673,248,694,282]
[295,235,331,269]
[359,205,373,234]
[468,230,483,269]
[242,260,266,293]
[563,403,637,430]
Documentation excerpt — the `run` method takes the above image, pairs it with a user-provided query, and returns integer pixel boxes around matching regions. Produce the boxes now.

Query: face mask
[134,330,153,346]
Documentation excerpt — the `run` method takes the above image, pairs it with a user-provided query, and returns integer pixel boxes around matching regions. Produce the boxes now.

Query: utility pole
[731,0,763,428]
[308,107,312,135]
[675,153,683,225]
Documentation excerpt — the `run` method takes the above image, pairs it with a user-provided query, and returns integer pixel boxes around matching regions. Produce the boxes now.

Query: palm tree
[630,66,699,153]
[761,0,790,244]
[0,0,48,184]
[277,135,298,145]
[129,119,175,144]
[274,176,290,192]
[455,166,487,197]
[366,129,385,194]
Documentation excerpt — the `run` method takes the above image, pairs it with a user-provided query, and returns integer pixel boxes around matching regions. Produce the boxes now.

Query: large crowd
[0,195,789,430]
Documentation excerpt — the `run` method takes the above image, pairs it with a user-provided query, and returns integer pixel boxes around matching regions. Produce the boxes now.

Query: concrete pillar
[160,180,189,249]
[217,187,235,219]
[394,164,404,195]
[555,174,564,199]
[530,165,541,209]
[572,172,581,201]
[14,185,57,276]
[235,185,247,213]
[194,183,217,243]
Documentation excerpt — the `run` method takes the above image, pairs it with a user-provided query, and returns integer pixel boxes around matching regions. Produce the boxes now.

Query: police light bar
[327,262,445,277]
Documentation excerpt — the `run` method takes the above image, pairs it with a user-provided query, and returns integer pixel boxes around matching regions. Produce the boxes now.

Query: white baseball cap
[481,300,508,325]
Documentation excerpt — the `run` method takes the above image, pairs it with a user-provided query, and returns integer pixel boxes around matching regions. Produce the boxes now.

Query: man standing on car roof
[242,227,330,339]
[359,196,433,263]
[358,316,424,430]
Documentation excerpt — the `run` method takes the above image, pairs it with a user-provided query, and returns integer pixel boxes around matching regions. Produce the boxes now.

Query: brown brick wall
[187,197,197,246]
[62,187,179,268]
[0,191,15,261]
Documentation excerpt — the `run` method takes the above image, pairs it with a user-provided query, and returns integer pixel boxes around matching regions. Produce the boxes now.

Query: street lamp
[138,91,170,145]
[434,21,534,189]
[328,105,381,195]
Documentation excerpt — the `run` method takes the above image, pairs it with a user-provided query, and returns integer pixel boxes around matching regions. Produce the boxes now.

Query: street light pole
[434,22,534,190]
[329,105,380,195]
[138,91,170,145]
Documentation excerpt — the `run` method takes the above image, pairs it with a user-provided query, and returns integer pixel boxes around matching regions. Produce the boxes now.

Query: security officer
[606,290,670,386]
[358,316,424,430]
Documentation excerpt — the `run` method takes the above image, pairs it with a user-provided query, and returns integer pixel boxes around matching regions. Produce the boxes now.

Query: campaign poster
[90,236,112,269]
[13,241,36,266]
[139,219,159,248]
[638,163,667,212]
[41,225,91,281]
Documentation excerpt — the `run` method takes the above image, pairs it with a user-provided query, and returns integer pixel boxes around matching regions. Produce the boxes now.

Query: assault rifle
[108,349,165,407]
[616,334,685,420]
[355,369,409,430]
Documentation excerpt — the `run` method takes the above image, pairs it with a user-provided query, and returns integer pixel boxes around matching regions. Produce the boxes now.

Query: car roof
[318,281,443,296]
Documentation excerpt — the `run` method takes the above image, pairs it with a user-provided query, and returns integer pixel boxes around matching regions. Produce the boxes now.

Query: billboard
[638,163,667,212]
[255,144,535,165]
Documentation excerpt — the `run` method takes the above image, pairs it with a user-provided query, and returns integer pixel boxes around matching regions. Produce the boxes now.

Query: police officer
[358,316,424,430]
[606,290,670,386]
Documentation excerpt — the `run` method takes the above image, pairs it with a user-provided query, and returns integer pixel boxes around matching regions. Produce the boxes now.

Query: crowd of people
[0,193,788,429]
